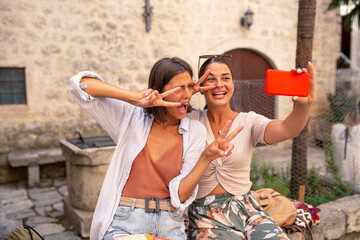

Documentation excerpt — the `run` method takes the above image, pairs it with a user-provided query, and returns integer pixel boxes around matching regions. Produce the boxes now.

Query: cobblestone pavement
[0,178,85,240]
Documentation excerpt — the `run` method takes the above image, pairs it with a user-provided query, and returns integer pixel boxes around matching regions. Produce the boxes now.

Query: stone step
[7,148,65,187]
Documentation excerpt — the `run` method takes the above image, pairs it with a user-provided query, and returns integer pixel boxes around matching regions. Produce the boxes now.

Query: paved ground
[0,177,84,239]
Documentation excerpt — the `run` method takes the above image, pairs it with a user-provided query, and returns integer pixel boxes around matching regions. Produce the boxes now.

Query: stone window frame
[0,67,27,105]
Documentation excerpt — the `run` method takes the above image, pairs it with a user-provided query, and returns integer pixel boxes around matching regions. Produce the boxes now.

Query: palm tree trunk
[290,0,317,198]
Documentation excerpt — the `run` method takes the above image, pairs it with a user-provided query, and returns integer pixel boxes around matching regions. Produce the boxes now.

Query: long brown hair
[145,57,193,122]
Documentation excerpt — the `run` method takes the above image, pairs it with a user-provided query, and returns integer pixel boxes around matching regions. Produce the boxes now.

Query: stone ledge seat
[7,148,65,187]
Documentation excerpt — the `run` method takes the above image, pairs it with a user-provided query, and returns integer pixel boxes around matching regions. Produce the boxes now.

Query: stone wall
[312,0,341,116]
[0,0,341,182]
[290,194,360,240]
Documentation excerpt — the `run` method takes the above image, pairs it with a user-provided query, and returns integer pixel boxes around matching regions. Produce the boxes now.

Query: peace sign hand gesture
[203,120,244,162]
[192,69,215,95]
[136,87,182,108]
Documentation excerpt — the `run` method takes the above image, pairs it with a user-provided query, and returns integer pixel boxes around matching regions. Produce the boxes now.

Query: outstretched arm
[80,77,182,108]
[264,62,316,144]
[178,120,244,202]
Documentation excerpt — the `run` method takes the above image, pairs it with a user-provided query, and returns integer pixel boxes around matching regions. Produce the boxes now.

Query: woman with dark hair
[187,55,316,239]
[70,56,242,240]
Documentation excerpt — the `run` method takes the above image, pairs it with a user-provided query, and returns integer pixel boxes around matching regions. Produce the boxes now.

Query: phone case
[265,69,310,97]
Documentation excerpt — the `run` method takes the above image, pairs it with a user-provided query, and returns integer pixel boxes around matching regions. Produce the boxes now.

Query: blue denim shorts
[104,201,187,240]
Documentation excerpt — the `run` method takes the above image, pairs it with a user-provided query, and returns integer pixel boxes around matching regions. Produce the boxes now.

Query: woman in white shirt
[70,57,242,240]
[187,55,316,240]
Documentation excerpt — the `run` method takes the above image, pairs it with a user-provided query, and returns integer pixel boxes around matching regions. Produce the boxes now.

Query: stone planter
[331,123,360,193]
[60,138,115,238]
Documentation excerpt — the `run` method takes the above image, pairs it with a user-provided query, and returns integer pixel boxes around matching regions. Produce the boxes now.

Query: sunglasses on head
[198,54,232,78]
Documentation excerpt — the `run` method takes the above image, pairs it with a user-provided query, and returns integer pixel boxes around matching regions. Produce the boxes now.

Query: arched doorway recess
[224,48,275,119]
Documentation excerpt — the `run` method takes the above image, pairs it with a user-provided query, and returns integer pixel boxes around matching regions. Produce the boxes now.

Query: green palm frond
[328,0,359,10]
[328,0,360,30]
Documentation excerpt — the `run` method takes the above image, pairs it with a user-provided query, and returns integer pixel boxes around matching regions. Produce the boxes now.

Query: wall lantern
[241,8,254,29]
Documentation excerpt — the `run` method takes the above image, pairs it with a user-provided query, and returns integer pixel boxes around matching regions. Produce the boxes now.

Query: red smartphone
[265,69,310,97]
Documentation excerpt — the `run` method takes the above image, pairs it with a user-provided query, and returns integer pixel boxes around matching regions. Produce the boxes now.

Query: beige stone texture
[64,195,92,238]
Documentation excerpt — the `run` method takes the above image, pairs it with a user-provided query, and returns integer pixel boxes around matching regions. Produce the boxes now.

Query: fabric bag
[252,188,297,227]
[283,199,320,234]
[2,225,44,240]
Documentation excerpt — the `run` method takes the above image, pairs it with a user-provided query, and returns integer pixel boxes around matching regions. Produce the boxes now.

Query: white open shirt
[70,71,206,240]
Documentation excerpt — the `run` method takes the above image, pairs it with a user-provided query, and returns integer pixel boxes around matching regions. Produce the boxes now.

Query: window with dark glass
[0,68,26,105]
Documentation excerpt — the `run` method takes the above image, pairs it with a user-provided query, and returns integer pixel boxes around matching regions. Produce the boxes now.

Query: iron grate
[66,132,116,149]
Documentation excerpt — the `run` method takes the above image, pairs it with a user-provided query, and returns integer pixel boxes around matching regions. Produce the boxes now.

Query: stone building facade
[0,0,341,183]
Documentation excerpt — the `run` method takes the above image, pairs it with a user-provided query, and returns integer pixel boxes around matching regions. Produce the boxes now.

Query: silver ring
[218,130,224,137]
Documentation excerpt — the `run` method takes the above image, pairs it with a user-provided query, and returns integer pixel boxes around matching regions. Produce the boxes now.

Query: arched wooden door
[224,49,275,119]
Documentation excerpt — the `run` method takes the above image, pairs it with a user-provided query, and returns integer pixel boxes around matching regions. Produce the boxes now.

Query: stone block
[58,185,68,197]
[34,197,63,208]
[53,202,64,212]
[288,228,324,240]
[28,186,56,197]
[341,232,360,240]
[35,206,52,216]
[7,148,65,187]
[60,139,114,166]
[320,194,360,233]
[288,232,305,240]
[0,202,5,219]
[8,148,65,167]
[64,195,93,238]
[65,161,108,211]
[342,195,360,233]
[28,188,61,201]
[316,206,346,239]
[23,121,42,133]
[25,216,56,226]
[34,223,65,236]
[0,189,27,202]
[311,225,325,240]
[28,165,40,187]
[6,208,37,220]
[4,199,34,215]
[332,124,360,193]
[48,211,64,218]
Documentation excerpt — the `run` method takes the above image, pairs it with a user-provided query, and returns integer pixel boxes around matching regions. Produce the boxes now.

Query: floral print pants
[188,192,290,240]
